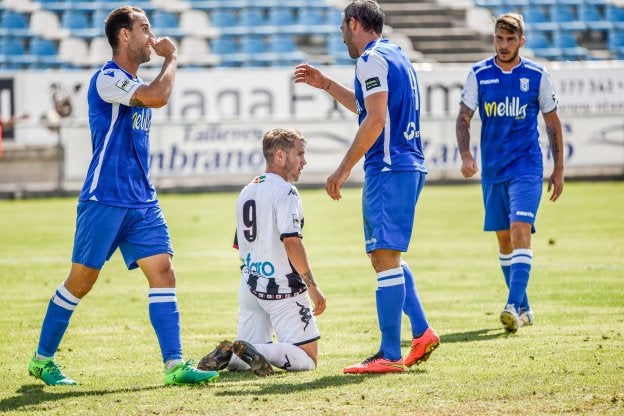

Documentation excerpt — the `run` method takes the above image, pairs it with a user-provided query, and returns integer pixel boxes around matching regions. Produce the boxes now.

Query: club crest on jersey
[520,78,529,92]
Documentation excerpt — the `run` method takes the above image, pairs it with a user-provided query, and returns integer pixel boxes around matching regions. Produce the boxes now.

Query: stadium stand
[1,0,623,70]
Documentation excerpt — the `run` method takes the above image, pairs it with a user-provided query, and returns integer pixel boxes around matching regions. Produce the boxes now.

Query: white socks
[254,343,316,371]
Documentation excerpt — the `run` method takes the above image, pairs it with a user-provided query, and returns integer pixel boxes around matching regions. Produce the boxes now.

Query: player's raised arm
[294,63,358,114]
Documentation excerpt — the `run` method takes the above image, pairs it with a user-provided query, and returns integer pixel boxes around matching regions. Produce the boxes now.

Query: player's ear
[274,148,286,165]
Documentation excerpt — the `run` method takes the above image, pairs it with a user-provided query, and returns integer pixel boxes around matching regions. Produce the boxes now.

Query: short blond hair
[262,128,306,164]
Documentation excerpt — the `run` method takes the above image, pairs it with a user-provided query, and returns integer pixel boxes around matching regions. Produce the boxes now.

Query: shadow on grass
[0,383,162,412]
[213,374,367,396]
[399,327,509,348]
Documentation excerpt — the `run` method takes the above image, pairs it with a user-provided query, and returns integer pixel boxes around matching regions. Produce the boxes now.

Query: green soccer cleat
[164,360,219,386]
[28,352,77,386]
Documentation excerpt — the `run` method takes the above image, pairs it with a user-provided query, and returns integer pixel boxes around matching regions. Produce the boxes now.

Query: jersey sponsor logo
[115,78,134,92]
[483,97,527,119]
[365,77,381,91]
[403,121,420,141]
[515,210,535,218]
[520,78,529,92]
[479,78,500,85]
[132,108,151,131]
[245,253,275,277]
[292,214,301,230]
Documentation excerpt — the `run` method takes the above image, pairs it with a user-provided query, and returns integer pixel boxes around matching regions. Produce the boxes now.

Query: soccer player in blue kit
[456,13,564,333]
[28,6,218,386]
[294,0,439,374]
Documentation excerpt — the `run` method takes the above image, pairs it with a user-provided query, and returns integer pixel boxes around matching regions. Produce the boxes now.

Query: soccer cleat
[198,340,233,371]
[232,340,274,377]
[500,304,520,333]
[28,352,77,386]
[343,353,405,374]
[164,360,219,385]
[519,308,534,327]
[405,327,440,367]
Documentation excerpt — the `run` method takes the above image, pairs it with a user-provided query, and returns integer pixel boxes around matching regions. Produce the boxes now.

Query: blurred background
[0,0,622,197]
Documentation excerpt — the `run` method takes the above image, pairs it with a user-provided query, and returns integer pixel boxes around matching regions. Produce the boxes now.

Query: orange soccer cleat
[405,327,440,367]
[343,353,405,374]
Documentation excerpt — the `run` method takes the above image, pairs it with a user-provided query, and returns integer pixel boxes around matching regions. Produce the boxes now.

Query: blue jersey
[354,39,426,176]
[461,56,558,183]
[79,61,157,208]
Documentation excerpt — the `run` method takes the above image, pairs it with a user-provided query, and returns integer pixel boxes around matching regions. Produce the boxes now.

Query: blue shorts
[72,201,173,270]
[482,175,543,232]
[362,171,426,253]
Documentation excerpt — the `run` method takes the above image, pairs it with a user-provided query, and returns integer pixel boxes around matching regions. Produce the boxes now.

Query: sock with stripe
[148,288,183,367]
[401,260,429,338]
[36,282,81,359]
[500,252,530,311]
[253,343,316,371]
[376,267,405,361]
[507,249,533,310]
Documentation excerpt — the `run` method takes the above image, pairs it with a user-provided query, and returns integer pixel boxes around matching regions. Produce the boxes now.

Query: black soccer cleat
[232,340,274,377]
[198,340,233,371]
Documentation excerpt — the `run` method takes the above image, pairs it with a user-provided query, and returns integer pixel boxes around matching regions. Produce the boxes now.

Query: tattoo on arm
[301,271,317,287]
[129,96,147,107]
[456,104,474,152]
[546,124,560,163]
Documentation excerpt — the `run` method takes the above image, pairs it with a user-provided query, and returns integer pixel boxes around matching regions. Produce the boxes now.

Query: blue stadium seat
[299,8,336,35]
[211,37,245,66]
[552,32,588,60]
[326,35,354,65]
[211,10,245,36]
[29,38,63,68]
[607,31,624,59]
[523,8,558,32]
[549,5,586,31]
[606,5,624,31]
[0,11,32,38]
[528,0,556,6]
[0,38,35,68]
[524,32,562,60]
[578,5,613,31]
[150,11,186,38]
[269,35,306,65]
[240,35,271,66]
[62,10,101,38]
[240,8,271,35]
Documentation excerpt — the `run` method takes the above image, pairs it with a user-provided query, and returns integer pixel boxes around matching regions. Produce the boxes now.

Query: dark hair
[495,13,524,38]
[343,0,384,35]
[263,128,306,163]
[105,6,145,51]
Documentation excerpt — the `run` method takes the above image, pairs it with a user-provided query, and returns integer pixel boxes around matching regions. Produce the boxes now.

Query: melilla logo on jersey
[483,96,527,120]
[132,108,151,132]
[245,253,275,277]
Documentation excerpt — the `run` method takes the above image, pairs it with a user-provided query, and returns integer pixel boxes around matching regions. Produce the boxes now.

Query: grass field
[0,181,623,415]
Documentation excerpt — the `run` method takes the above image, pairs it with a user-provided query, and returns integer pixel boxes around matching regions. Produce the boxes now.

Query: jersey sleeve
[95,68,142,106]
[460,70,478,111]
[356,52,389,98]
[538,70,558,113]
[275,185,303,240]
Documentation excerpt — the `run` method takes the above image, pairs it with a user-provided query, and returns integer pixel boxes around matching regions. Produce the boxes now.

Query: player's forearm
[283,237,318,288]
[545,119,564,171]
[138,54,178,108]
[324,79,357,113]
[456,104,474,157]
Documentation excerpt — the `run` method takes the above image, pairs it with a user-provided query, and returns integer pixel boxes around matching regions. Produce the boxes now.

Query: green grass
[1,181,623,415]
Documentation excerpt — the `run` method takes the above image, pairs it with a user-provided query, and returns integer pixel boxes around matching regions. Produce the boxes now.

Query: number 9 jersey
[235,173,307,299]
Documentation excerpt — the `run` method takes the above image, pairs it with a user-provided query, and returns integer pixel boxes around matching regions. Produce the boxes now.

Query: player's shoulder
[520,57,547,74]
[471,56,495,75]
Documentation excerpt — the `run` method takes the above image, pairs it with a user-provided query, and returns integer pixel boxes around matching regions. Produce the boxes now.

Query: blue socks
[500,252,530,311]
[376,267,405,361]
[506,249,533,310]
[37,282,80,358]
[401,260,429,338]
[148,288,183,365]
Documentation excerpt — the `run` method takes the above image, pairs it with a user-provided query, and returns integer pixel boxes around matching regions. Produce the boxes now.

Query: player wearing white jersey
[199,128,326,377]
[456,13,564,333]
[294,0,439,374]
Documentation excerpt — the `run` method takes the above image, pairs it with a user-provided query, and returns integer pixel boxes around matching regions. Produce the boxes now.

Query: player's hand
[307,285,326,316]
[460,157,478,178]
[294,63,330,90]
[548,168,564,201]
[151,37,176,58]
[326,167,349,200]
